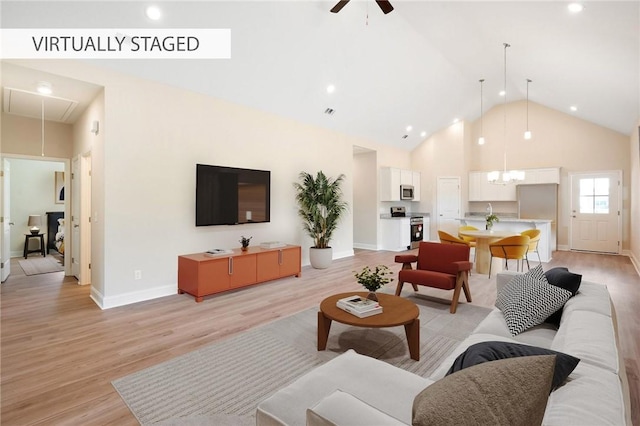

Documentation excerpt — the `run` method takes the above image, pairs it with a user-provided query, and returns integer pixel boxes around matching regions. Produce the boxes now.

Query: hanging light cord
[526,78,532,130]
[503,43,510,175]
[41,98,45,157]
[479,79,484,137]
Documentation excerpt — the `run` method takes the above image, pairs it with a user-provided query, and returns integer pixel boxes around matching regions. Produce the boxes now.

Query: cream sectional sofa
[256,271,631,425]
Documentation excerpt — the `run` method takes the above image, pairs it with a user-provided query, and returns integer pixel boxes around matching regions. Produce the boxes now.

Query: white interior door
[71,156,81,279]
[80,153,91,285]
[436,176,461,236]
[1,159,11,282]
[570,171,621,253]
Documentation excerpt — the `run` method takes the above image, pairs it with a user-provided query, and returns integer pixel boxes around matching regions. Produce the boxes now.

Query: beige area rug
[112,296,491,425]
[18,256,64,275]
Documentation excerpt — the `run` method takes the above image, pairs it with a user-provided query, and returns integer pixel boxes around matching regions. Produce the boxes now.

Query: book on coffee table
[336,295,383,318]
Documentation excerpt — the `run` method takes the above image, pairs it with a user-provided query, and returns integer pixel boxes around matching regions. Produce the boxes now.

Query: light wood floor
[1,250,638,425]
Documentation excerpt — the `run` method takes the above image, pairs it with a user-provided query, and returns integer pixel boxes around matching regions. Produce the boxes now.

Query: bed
[46,211,64,254]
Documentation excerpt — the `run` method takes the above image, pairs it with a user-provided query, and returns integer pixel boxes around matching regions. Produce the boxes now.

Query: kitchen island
[458,217,553,263]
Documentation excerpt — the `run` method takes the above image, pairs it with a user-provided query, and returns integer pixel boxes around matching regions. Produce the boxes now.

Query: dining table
[458,229,520,275]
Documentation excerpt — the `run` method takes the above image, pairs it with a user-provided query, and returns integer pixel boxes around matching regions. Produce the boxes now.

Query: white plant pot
[309,247,333,269]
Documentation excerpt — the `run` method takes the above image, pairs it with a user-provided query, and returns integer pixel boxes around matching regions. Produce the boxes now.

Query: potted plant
[239,236,252,251]
[485,213,499,230]
[354,265,394,301]
[294,171,348,269]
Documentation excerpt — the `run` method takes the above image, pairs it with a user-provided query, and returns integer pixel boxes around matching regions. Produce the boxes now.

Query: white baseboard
[557,245,570,251]
[353,243,378,251]
[90,284,176,310]
[333,249,355,260]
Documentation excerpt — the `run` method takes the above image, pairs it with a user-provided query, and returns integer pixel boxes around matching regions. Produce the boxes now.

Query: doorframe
[568,170,622,254]
[0,153,72,275]
[79,152,92,285]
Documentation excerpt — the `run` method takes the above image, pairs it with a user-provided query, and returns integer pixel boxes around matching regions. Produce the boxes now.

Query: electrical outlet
[134,270,142,280]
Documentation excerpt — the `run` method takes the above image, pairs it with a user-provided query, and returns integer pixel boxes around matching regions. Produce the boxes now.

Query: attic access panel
[3,87,78,123]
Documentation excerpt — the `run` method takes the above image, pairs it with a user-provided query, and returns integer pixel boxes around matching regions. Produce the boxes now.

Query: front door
[437,177,461,237]
[569,171,621,253]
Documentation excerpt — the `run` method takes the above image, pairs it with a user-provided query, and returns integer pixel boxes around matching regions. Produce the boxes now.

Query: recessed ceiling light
[326,84,335,94]
[406,125,413,132]
[420,131,426,138]
[146,5,162,20]
[568,3,584,13]
[570,105,578,112]
[452,118,459,124]
[37,81,52,95]
[499,90,506,97]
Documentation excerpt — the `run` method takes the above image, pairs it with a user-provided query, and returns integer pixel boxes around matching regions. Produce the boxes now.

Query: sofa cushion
[551,310,619,374]
[413,355,555,426]
[560,281,612,319]
[543,267,582,326]
[472,309,557,348]
[445,341,580,390]
[542,362,627,425]
[256,350,432,426]
[495,265,572,336]
[399,269,456,290]
[307,390,405,426]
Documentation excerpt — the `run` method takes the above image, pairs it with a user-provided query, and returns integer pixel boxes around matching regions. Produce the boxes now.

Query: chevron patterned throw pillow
[495,265,572,336]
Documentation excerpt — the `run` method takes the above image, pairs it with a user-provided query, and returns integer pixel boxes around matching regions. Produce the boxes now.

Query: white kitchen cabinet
[412,171,421,202]
[380,167,421,202]
[400,169,413,185]
[380,167,401,201]
[468,171,517,201]
[380,218,411,251]
[522,168,560,184]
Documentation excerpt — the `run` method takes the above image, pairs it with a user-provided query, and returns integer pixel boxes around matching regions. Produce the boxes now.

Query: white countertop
[459,217,553,223]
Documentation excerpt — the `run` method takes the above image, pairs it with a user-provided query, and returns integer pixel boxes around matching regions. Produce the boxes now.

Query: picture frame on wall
[55,171,65,204]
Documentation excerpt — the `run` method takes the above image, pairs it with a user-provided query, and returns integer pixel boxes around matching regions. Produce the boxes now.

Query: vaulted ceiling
[1,1,638,151]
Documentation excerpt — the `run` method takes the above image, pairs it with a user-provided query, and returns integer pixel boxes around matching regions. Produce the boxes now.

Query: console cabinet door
[279,246,301,277]
[256,251,280,282]
[199,258,230,294]
[229,254,257,289]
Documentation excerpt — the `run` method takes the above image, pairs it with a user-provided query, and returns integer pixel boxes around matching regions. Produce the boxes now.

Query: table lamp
[28,215,42,235]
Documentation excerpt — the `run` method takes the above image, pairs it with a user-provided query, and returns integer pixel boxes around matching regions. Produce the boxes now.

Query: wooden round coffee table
[318,292,420,360]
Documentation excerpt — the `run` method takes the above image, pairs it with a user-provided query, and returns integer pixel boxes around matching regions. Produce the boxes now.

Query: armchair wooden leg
[461,272,472,302]
[411,283,419,292]
[395,281,404,296]
[451,276,463,314]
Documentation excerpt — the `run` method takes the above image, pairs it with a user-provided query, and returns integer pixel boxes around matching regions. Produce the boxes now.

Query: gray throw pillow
[413,355,556,426]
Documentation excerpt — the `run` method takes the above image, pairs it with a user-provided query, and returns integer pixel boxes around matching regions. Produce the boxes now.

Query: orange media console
[178,245,301,302]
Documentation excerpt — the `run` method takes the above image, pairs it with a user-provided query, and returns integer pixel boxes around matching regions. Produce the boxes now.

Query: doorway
[1,156,71,279]
[436,176,461,236]
[569,171,622,254]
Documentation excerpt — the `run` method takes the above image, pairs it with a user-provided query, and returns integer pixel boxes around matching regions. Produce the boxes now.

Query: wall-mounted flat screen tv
[196,164,271,226]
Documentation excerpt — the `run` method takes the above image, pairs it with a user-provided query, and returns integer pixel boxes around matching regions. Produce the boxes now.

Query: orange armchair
[394,241,472,314]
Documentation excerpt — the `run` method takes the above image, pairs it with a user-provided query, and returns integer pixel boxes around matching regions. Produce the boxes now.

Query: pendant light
[524,78,532,140]
[488,42,525,185]
[478,79,485,145]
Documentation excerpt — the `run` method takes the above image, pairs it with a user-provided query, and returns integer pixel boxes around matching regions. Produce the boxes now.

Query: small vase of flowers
[239,236,252,251]
[354,265,394,302]
[485,214,499,231]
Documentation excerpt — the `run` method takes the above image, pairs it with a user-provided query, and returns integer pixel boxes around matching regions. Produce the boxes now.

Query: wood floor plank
[1,250,638,425]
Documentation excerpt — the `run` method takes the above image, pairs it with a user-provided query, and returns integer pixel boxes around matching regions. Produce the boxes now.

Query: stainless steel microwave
[400,184,414,200]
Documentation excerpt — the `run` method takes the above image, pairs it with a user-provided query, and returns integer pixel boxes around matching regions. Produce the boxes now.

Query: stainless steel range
[390,207,424,249]
[410,216,424,249]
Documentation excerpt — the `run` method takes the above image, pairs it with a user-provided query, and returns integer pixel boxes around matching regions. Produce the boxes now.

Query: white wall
[8,158,65,256]
[353,150,378,249]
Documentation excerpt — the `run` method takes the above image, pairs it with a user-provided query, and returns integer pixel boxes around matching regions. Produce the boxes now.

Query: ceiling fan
[330,0,394,15]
